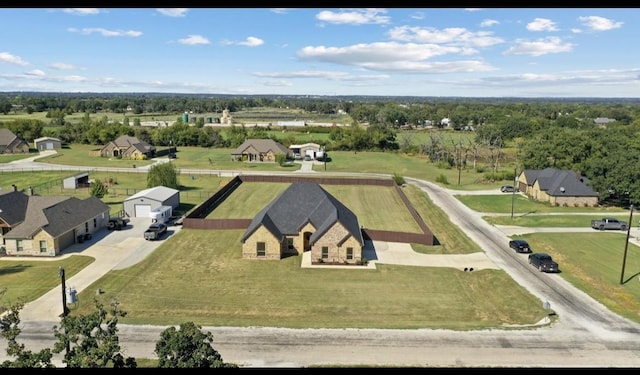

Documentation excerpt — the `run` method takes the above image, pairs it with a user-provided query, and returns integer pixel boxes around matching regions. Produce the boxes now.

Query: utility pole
[620,204,634,284]
[511,167,517,219]
[58,267,71,358]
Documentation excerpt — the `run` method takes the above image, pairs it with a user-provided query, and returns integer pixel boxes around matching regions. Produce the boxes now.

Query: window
[39,240,47,253]
[346,247,353,260]
[93,218,97,228]
[257,242,266,257]
[287,238,294,250]
[322,246,329,259]
[16,240,23,252]
[85,222,89,232]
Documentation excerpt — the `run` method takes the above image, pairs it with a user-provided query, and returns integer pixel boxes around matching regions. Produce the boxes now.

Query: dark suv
[509,239,531,253]
[528,253,559,273]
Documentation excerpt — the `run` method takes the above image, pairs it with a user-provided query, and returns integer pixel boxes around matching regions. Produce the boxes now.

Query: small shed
[34,136,62,150]
[123,185,180,218]
[63,172,90,189]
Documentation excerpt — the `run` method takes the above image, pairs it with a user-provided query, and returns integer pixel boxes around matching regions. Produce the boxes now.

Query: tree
[1,298,55,368]
[147,161,179,189]
[89,179,108,198]
[154,322,236,368]
[51,299,137,368]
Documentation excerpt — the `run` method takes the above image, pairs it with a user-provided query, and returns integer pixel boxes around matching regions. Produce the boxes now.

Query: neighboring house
[100,135,156,159]
[240,182,364,264]
[0,128,30,154]
[123,185,180,218]
[33,136,62,151]
[231,139,290,162]
[289,143,321,159]
[517,168,599,207]
[0,188,110,257]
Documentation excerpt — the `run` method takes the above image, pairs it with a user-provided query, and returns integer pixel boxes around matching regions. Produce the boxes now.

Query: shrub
[392,172,405,186]
[435,174,449,185]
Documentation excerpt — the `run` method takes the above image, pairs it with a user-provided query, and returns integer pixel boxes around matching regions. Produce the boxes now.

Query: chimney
[12,184,17,192]
[28,186,34,196]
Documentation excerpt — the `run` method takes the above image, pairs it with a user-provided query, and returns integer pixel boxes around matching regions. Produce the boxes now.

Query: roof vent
[560,187,566,193]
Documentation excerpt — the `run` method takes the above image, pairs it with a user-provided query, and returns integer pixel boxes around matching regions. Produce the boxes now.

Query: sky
[0,7,638,98]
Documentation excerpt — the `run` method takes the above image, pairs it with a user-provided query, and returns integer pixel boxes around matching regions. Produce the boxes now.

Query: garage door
[134,204,151,218]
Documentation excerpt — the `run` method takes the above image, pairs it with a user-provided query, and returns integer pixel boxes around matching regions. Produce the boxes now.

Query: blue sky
[0,8,638,98]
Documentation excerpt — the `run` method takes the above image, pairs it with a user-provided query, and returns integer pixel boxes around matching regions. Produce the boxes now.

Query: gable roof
[110,135,155,153]
[0,190,30,226]
[125,185,179,202]
[241,182,363,246]
[523,167,598,197]
[231,139,289,156]
[4,195,109,239]
[0,128,22,146]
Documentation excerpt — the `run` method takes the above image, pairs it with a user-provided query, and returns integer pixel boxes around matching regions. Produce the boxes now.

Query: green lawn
[485,213,633,227]
[456,193,627,214]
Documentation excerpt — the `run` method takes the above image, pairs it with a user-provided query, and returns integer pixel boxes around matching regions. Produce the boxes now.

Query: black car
[509,239,532,253]
[528,253,559,273]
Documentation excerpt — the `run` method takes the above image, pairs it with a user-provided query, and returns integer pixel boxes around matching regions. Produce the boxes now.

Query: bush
[392,172,405,186]
[435,174,449,185]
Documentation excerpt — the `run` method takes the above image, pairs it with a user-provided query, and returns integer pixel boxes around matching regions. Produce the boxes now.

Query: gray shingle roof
[125,185,179,202]
[523,167,598,197]
[0,190,30,225]
[4,195,109,239]
[0,128,19,147]
[231,139,290,156]
[241,182,363,246]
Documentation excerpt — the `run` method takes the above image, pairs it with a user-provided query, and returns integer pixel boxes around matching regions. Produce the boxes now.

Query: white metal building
[123,186,180,218]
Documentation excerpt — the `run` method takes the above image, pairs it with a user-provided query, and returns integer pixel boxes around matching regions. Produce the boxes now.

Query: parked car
[500,185,517,193]
[304,155,312,161]
[528,253,559,273]
[509,239,532,253]
[107,217,129,231]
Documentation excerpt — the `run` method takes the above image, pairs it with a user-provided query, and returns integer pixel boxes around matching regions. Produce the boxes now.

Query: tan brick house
[100,135,156,160]
[230,139,290,162]
[517,168,599,207]
[240,182,364,264]
[0,128,30,154]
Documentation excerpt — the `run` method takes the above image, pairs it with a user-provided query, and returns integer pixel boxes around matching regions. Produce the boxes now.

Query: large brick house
[231,139,290,162]
[0,188,110,257]
[240,182,364,264]
[517,168,599,207]
[100,135,156,160]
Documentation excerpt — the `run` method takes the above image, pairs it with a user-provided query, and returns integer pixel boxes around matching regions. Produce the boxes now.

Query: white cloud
[0,52,29,66]
[269,8,290,14]
[67,27,142,37]
[388,26,504,48]
[465,8,482,12]
[178,35,210,45]
[253,70,389,82]
[527,18,559,32]
[49,62,76,70]
[503,37,574,56]
[221,36,264,47]
[63,8,101,15]
[297,42,496,73]
[25,69,46,76]
[262,80,293,87]
[578,16,623,31]
[480,19,499,27]
[315,8,390,25]
[410,12,425,20]
[237,37,264,47]
[156,8,189,17]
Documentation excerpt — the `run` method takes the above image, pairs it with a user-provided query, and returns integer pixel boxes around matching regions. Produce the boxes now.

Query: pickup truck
[591,217,628,231]
[144,222,167,240]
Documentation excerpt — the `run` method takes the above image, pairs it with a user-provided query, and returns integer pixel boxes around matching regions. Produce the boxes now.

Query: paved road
[2,152,640,367]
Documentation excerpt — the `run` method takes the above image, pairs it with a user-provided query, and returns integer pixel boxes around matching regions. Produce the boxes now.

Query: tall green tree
[51,299,137,368]
[89,179,108,198]
[147,161,179,189]
[1,299,55,368]
[154,322,236,368]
